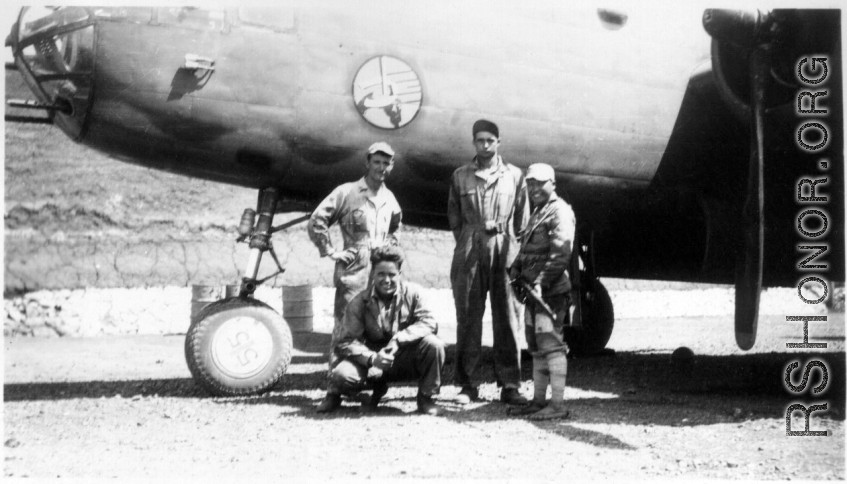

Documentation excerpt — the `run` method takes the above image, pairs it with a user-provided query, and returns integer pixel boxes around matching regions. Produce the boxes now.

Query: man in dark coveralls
[447,119,530,405]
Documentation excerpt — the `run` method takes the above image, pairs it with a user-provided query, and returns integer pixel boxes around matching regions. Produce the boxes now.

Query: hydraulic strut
[236,187,311,297]
[240,188,279,296]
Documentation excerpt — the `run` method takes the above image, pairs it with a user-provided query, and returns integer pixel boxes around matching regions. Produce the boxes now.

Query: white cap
[367,142,395,157]
[525,163,555,182]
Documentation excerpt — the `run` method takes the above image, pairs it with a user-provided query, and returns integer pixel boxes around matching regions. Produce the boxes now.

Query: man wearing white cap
[448,119,530,406]
[508,163,575,420]
[309,142,403,378]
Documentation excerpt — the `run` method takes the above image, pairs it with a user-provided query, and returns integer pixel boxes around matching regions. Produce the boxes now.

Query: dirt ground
[4,308,844,481]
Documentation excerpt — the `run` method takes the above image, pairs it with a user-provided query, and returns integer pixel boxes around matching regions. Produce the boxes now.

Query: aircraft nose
[8,7,96,140]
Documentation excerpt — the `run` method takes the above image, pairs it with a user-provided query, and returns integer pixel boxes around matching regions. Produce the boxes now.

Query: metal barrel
[282,284,314,333]
[224,284,241,298]
[191,284,239,320]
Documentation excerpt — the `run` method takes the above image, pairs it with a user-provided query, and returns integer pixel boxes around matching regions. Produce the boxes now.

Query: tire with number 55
[185,297,292,396]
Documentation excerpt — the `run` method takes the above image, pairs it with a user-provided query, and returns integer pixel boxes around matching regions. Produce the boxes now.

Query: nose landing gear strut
[184,187,310,396]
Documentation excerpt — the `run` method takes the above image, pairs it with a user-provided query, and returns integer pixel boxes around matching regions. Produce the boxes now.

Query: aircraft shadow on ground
[256,394,638,451]
[3,378,206,401]
[277,346,845,448]
[6,346,843,436]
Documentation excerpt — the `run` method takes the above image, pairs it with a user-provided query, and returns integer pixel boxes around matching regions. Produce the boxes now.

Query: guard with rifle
[508,163,575,420]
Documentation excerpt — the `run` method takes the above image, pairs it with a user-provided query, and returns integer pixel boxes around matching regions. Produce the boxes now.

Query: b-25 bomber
[6,4,843,395]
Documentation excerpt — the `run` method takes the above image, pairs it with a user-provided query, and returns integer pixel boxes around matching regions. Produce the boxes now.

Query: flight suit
[329,281,444,397]
[448,155,528,389]
[511,192,575,356]
[308,177,402,369]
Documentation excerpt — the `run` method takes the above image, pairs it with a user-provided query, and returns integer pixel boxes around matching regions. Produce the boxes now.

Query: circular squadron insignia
[353,56,422,129]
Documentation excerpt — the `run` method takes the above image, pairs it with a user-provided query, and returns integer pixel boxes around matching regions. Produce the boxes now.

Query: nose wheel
[185,297,292,396]
[184,187,310,396]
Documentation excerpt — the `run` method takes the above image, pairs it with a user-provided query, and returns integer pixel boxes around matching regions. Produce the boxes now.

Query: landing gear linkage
[235,187,310,297]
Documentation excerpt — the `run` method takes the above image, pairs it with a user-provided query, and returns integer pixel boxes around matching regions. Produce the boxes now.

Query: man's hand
[383,339,399,355]
[366,366,384,380]
[330,249,357,266]
[372,341,398,370]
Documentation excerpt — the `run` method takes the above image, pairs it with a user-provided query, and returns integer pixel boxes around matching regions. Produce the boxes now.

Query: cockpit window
[12,7,96,139]
[156,7,226,31]
[18,6,89,39]
[15,8,95,78]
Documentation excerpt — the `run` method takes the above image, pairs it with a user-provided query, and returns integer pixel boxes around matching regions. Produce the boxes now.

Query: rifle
[510,278,555,318]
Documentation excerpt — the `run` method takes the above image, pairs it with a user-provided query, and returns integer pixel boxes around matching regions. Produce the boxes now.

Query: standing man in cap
[448,119,530,405]
[309,142,403,375]
[508,163,575,420]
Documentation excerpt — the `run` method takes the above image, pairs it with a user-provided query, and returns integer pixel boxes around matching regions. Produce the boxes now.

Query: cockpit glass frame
[12,7,97,138]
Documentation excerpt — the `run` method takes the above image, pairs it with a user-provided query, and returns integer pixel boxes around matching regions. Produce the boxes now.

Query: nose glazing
[10,7,96,140]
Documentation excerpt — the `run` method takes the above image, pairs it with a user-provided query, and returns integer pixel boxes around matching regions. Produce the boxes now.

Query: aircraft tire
[565,277,614,356]
[185,297,292,396]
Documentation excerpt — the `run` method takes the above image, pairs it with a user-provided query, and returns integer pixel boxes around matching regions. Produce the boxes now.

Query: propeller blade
[734,47,767,350]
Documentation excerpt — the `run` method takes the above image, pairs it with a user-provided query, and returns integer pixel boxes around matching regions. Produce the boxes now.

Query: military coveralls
[308,177,402,368]
[510,192,576,356]
[448,155,529,389]
[329,280,445,396]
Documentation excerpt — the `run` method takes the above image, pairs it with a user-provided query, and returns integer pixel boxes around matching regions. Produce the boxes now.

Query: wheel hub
[210,316,274,379]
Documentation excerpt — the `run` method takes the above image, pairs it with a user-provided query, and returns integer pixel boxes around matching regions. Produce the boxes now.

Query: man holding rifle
[508,163,575,420]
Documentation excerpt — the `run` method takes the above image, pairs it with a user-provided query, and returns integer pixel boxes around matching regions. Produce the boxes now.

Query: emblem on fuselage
[353,56,422,130]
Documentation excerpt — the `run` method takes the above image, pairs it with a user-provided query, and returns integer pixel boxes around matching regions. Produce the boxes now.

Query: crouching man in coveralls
[308,142,402,373]
[316,245,446,416]
[509,163,575,420]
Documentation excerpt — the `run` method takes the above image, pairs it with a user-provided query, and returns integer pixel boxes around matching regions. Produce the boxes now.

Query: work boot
[316,393,342,413]
[416,394,443,416]
[500,387,529,406]
[508,399,546,416]
[527,404,571,421]
[455,386,479,405]
[362,382,389,412]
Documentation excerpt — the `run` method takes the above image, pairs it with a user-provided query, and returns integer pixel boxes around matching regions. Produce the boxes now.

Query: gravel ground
[4,293,844,481]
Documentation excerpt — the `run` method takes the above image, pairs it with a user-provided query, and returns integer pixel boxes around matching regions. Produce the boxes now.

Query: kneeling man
[316,245,446,416]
